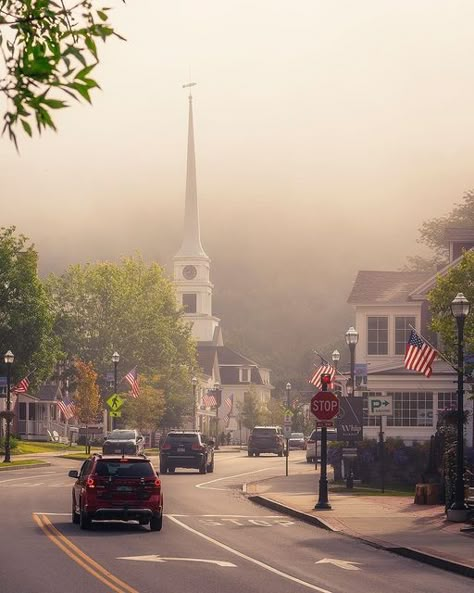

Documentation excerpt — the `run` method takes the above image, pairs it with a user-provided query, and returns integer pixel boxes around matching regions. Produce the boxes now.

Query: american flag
[57,394,76,420]
[13,376,30,394]
[404,329,437,377]
[309,364,336,388]
[224,394,233,425]
[124,367,140,398]
[203,393,217,407]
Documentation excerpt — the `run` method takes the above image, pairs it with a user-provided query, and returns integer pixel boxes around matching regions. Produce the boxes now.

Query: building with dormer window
[347,229,474,446]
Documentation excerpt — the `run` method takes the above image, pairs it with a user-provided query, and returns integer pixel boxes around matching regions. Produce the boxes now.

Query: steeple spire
[176,84,207,257]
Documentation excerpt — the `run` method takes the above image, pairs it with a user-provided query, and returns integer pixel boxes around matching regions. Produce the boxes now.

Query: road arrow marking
[315,559,362,571]
[118,555,237,567]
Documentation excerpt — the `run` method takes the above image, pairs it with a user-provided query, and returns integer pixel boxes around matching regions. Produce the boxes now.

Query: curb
[0,462,51,472]
[247,491,474,579]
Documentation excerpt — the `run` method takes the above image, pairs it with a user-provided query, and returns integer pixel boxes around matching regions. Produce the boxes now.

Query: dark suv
[102,429,145,455]
[248,426,285,457]
[160,431,214,474]
[68,454,163,531]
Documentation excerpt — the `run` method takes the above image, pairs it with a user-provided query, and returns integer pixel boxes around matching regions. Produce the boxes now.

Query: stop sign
[310,391,339,421]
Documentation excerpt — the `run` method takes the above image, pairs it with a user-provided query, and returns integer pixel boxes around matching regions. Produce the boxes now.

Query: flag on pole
[203,393,217,407]
[404,329,437,377]
[124,367,140,398]
[309,364,336,388]
[13,376,30,394]
[57,393,76,420]
[224,394,233,425]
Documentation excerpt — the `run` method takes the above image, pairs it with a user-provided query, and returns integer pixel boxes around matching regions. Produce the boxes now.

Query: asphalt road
[0,451,472,593]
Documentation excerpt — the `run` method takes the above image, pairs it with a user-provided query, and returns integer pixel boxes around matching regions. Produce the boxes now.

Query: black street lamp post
[112,352,120,431]
[192,377,197,430]
[3,350,14,463]
[285,382,291,476]
[448,292,470,521]
[214,383,221,449]
[345,326,359,489]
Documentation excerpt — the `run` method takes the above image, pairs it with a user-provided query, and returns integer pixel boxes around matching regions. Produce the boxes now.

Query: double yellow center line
[33,513,140,593]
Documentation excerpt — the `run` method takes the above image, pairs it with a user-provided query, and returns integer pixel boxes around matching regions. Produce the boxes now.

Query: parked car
[68,454,163,531]
[159,431,215,474]
[306,428,338,463]
[248,426,285,457]
[288,432,306,450]
[102,429,145,455]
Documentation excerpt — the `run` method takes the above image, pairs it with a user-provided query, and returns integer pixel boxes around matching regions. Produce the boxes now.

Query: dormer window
[395,317,415,354]
[240,367,251,383]
[367,316,388,355]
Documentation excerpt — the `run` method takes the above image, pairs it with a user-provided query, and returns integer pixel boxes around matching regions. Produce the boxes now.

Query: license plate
[177,447,185,453]
[116,485,133,492]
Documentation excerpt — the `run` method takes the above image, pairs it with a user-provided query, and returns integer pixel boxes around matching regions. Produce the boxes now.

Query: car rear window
[166,433,199,441]
[95,460,155,478]
[252,428,277,436]
[108,431,136,440]
[309,430,338,440]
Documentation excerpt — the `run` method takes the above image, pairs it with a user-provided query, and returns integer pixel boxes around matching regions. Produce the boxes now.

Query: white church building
[173,90,272,440]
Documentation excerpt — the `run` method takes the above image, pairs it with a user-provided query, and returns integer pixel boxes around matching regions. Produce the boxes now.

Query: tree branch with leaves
[0,0,125,147]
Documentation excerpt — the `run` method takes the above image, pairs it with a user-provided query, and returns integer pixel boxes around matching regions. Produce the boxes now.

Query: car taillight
[86,477,95,489]
[191,443,205,451]
[161,443,171,451]
[154,478,161,491]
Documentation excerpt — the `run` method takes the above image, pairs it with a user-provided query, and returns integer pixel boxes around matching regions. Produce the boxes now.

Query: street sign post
[368,395,392,416]
[368,395,392,494]
[310,391,339,421]
[312,376,339,510]
[283,424,292,438]
[106,394,125,412]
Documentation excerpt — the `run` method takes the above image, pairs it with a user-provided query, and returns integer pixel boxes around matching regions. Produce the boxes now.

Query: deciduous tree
[429,250,474,362]
[0,0,124,146]
[0,226,59,387]
[46,255,197,427]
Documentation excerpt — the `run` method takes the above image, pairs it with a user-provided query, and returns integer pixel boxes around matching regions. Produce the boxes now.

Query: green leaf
[21,120,33,137]
[43,99,67,109]
[97,10,108,21]
[75,65,96,81]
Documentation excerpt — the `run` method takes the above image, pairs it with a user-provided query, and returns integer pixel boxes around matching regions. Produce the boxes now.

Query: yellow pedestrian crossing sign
[109,410,122,417]
[106,394,125,411]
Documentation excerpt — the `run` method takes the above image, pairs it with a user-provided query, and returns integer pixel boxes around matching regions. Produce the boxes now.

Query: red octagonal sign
[310,391,339,421]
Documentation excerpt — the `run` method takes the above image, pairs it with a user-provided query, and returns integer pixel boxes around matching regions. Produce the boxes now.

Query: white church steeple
[174,85,221,343]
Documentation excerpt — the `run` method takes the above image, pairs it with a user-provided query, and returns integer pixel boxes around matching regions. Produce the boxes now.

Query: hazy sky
[1,1,474,278]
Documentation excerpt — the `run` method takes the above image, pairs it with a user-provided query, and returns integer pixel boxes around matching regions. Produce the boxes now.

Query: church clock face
[183,265,197,280]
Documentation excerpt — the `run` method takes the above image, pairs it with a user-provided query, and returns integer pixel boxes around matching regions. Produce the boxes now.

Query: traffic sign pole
[313,376,337,510]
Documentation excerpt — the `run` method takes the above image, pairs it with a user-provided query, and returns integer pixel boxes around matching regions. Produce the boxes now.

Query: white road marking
[0,472,57,484]
[196,467,273,490]
[173,514,283,518]
[168,515,335,593]
[33,511,71,517]
[118,555,236,567]
[198,517,295,527]
[315,559,362,571]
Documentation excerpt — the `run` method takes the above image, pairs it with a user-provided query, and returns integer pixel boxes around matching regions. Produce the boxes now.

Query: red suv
[68,454,163,531]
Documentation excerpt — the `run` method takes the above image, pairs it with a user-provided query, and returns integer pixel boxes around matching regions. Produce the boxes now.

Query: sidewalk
[246,464,474,578]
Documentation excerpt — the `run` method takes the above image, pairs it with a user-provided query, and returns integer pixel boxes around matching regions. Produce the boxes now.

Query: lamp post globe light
[192,377,198,431]
[3,350,14,463]
[111,352,120,432]
[448,293,470,521]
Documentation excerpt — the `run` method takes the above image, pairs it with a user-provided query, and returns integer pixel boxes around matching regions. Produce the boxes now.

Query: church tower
[174,87,221,343]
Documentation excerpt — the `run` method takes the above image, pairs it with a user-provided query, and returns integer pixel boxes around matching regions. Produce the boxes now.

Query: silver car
[102,429,145,455]
[306,428,337,462]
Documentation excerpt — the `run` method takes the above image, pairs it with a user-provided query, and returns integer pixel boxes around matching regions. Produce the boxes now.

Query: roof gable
[348,271,432,305]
